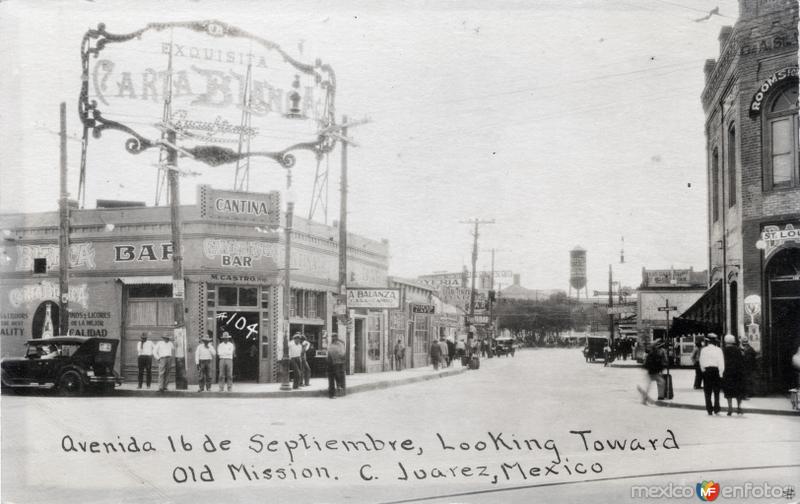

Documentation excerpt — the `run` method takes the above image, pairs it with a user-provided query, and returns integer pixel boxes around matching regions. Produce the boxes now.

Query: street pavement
[2,349,798,504]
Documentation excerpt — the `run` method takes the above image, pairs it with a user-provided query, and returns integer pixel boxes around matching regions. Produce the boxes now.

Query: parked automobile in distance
[493,336,517,357]
[1,336,121,396]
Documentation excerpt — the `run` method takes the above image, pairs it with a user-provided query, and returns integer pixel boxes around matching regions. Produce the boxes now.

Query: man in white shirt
[137,332,154,389]
[195,335,216,392]
[699,333,725,415]
[217,332,235,392]
[300,334,312,387]
[288,333,304,389]
[153,333,175,392]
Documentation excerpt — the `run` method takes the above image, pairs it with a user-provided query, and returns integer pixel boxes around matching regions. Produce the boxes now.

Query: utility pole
[58,102,70,336]
[608,264,614,345]
[338,115,349,373]
[460,219,494,332]
[280,173,294,391]
[167,126,187,390]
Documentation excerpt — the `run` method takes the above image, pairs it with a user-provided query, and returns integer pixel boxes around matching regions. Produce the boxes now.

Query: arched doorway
[764,247,800,391]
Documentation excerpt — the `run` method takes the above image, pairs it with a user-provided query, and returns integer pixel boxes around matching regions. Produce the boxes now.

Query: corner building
[0,186,389,385]
[702,0,799,393]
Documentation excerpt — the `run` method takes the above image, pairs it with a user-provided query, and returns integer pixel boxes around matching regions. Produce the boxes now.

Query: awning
[116,276,174,285]
[670,280,723,337]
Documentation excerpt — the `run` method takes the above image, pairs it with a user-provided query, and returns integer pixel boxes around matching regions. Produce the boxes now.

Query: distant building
[500,274,565,301]
[699,0,799,392]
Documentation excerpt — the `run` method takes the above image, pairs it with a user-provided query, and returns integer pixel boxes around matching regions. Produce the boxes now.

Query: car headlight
[86,370,95,377]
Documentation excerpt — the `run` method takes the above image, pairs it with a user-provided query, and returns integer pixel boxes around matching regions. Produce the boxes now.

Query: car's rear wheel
[58,371,84,396]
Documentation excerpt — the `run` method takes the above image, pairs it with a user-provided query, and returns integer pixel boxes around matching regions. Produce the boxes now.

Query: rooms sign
[79,20,337,167]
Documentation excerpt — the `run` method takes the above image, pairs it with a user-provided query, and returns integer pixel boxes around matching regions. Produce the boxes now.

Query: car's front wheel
[58,371,84,396]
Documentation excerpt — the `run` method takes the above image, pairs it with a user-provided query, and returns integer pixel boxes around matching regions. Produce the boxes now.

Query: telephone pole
[338,116,350,372]
[460,219,495,330]
[58,102,70,336]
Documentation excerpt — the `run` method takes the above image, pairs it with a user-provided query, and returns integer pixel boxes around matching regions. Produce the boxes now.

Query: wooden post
[58,103,70,336]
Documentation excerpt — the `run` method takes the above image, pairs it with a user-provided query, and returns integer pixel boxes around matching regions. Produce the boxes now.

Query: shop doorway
[353,318,366,373]
[216,311,260,382]
[766,248,800,391]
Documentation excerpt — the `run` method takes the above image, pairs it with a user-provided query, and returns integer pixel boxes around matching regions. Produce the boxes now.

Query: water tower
[569,246,588,299]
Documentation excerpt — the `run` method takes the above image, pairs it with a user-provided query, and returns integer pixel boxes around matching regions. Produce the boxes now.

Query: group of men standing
[136,330,235,393]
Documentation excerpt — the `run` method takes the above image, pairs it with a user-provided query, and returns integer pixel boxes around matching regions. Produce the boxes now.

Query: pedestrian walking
[603,342,612,367]
[429,338,442,370]
[153,333,175,392]
[699,333,725,415]
[455,338,466,367]
[438,337,449,368]
[289,333,304,389]
[217,332,235,392]
[301,334,312,387]
[195,335,215,392]
[326,332,346,398]
[393,338,405,370]
[691,339,705,389]
[446,338,455,367]
[637,339,668,403]
[722,334,745,415]
[136,331,154,389]
[739,336,757,399]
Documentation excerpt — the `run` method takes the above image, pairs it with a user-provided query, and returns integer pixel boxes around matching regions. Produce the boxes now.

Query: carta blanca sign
[346,289,400,309]
[79,20,336,167]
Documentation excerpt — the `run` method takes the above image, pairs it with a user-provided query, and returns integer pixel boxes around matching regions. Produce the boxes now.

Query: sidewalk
[645,368,798,416]
[115,364,467,398]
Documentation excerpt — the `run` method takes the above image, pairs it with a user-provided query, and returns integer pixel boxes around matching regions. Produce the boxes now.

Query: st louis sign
[79,20,337,167]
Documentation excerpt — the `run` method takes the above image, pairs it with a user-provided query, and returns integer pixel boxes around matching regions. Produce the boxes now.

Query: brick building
[700,0,799,392]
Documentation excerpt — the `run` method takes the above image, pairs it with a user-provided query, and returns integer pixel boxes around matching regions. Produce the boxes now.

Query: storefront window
[239,287,258,306]
[413,315,428,354]
[367,313,381,361]
[218,286,238,306]
[765,85,799,189]
[712,148,720,222]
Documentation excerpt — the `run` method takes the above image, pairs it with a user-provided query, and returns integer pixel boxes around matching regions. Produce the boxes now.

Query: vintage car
[493,337,517,357]
[1,336,121,395]
[583,336,609,363]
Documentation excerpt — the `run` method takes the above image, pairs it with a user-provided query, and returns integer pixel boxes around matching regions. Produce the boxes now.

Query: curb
[112,367,468,399]
[650,398,798,416]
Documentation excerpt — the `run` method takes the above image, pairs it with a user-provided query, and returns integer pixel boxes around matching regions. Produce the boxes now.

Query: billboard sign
[346,289,400,309]
[80,20,336,167]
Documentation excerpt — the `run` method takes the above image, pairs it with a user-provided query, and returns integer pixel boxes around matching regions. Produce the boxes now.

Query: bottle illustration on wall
[41,303,54,339]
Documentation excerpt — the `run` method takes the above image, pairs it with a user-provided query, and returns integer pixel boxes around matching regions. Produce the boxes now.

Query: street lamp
[279,186,296,391]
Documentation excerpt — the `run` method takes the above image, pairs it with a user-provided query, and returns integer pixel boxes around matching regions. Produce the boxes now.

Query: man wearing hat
[638,339,668,403]
[195,334,216,392]
[152,333,175,392]
[699,333,725,415]
[288,332,304,389]
[217,332,235,392]
[136,331,154,389]
[739,336,757,399]
[326,332,347,398]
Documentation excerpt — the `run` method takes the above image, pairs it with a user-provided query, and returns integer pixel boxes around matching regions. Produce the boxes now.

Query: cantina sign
[199,185,280,227]
[80,20,336,167]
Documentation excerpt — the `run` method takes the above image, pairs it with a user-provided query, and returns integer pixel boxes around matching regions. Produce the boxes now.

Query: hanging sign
[410,303,435,314]
[79,20,337,167]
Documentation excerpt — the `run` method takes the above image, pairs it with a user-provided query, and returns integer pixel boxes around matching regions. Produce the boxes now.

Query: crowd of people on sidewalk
[638,332,758,416]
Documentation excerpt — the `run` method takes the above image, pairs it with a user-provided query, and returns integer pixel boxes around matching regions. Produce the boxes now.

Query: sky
[0,0,740,292]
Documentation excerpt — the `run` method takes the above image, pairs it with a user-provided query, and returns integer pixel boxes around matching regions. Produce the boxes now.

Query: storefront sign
[346,288,400,309]
[607,304,636,315]
[749,67,798,116]
[759,223,800,258]
[9,243,96,272]
[8,281,89,309]
[410,303,435,314]
[207,273,272,284]
[114,243,174,262]
[643,269,693,287]
[0,312,28,337]
[199,186,281,227]
[203,237,277,268]
[466,314,490,325]
[80,21,336,168]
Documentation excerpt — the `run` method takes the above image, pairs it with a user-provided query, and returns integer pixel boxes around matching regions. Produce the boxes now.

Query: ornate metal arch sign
[79,21,337,167]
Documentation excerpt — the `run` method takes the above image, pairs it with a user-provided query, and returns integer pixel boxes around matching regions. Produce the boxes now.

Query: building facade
[0,186,389,385]
[701,0,799,392]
